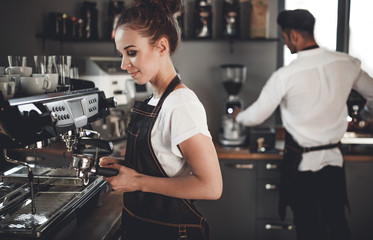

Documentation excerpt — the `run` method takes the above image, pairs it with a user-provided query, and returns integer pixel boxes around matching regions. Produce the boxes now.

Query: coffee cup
[0,81,15,100]
[20,76,50,95]
[0,75,9,82]
[0,74,20,93]
[32,73,58,93]
[5,66,32,77]
[8,74,21,94]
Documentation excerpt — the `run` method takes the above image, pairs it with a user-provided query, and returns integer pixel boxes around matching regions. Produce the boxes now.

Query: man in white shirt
[234,9,373,240]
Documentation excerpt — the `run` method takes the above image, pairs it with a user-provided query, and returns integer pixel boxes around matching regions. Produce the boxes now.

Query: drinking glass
[56,55,72,92]
[47,55,58,74]
[8,56,27,67]
[34,55,47,74]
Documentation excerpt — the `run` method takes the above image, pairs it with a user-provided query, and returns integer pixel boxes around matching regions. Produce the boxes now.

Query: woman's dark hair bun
[133,0,182,15]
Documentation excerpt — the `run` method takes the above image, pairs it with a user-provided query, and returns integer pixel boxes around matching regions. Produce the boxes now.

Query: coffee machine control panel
[44,93,99,129]
[0,88,113,148]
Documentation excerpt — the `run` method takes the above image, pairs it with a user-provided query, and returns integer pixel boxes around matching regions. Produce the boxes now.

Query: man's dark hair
[277,9,315,36]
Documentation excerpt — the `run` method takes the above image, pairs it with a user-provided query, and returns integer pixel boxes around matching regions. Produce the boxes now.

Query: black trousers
[290,166,351,240]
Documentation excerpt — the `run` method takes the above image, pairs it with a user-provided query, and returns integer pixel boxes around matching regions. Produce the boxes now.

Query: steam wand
[3,149,36,214]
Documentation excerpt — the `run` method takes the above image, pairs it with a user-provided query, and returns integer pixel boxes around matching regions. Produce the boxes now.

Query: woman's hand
[99,156,142,192]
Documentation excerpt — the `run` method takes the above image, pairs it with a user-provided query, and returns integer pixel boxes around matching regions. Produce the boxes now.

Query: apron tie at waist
[286,141,341,153]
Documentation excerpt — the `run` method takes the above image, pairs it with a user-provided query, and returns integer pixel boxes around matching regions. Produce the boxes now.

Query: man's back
[278,47,361,146]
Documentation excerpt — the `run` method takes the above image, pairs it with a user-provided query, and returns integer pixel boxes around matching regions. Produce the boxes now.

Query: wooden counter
[215,144,373,162]
[67,191,123,240]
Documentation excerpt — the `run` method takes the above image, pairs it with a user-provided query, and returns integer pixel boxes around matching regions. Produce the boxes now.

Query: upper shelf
[36,33,279,43]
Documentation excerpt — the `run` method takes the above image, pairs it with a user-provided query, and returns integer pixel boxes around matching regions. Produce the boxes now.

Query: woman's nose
[121,58,131,70]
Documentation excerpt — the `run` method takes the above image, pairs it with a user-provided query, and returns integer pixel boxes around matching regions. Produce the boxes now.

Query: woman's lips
[128,70,139,78]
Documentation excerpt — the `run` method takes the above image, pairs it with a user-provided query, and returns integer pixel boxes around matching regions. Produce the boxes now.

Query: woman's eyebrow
[124,45,135,50]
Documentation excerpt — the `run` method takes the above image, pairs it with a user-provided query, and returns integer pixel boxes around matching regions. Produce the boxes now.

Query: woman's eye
[116,51,123,57]
[127,50,137,57]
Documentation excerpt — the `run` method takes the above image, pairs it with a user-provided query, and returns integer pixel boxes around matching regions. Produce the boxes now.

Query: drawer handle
[266,163,278,170]
[265,224,294,230]
[234,164,254,169]
[265,184,277,190]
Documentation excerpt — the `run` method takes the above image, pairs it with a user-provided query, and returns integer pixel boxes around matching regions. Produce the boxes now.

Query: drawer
[256,179,293,220]
[258,160,282,179]
[256,219,296,240]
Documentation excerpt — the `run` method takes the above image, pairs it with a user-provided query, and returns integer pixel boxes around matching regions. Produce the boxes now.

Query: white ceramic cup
[32,73,58,93]
[0,81,15,99]
[20,76,50,95]
[0,75,9,82]
[5,66,32,77]
[0,74,20,93]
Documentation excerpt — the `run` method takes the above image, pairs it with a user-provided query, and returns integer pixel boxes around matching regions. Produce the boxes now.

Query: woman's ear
[156,37,169,56]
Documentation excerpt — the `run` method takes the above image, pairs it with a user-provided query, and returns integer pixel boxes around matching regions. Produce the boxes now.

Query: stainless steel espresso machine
[219,64,247,147]
[0,88,118,239]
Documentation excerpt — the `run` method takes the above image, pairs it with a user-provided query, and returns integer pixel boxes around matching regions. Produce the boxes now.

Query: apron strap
[154,75,181,113]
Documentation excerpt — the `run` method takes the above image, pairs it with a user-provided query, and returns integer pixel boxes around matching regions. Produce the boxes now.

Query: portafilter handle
[94,166,119,177]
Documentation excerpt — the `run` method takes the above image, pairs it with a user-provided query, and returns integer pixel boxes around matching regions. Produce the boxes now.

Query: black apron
[278,131,345,221]
[122,76,209,240]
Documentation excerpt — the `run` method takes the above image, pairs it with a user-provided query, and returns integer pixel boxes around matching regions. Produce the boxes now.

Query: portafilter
[72,137,118,185]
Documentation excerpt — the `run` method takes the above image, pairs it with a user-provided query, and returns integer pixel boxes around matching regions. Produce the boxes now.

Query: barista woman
[99,0,222,239]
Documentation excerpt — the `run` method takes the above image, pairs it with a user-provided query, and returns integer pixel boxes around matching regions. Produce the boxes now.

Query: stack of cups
[0,67,16,100]
[32,55,59,93]
[5,56,32,96]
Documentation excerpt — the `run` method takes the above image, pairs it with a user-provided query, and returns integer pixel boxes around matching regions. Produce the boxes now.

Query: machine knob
[106,97,117,108]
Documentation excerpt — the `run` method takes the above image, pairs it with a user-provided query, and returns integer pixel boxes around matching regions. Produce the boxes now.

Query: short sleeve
[163,89,211,158]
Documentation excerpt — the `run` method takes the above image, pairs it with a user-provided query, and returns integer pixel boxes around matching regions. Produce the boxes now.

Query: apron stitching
[148,116,168,176]
[122,203,204,228]
[132,108,157,117]
[146,76,205,220]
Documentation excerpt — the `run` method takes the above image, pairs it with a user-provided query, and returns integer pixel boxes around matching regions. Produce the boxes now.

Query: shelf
[36,33,113,43]
[182,37,279,42]
[36,33,278,43]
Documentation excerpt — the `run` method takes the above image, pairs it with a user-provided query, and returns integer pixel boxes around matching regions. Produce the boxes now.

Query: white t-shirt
[147,87,211,177]
[236,47,373,171]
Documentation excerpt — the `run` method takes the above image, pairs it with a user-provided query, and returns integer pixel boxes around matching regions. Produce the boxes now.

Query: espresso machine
[219,64,247,147]
[0,88,119,239]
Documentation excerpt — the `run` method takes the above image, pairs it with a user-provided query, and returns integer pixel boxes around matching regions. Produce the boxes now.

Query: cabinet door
[194,160,257,240]
[345,161,373,240]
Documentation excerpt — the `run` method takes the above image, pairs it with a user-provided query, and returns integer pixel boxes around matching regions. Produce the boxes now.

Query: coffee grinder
[219,64,247,147]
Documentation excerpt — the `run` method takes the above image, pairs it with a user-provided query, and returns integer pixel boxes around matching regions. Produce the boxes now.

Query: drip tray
[0,177,107,239]
[0,192,78,230]
[1,166,86,186]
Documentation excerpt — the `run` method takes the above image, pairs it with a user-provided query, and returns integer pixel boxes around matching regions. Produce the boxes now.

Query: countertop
[113,138,373,162]
[215,142,373,162]
[67,191,122,240]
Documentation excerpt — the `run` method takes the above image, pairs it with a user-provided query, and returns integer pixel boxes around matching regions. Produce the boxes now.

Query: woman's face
[115,27,161,85]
